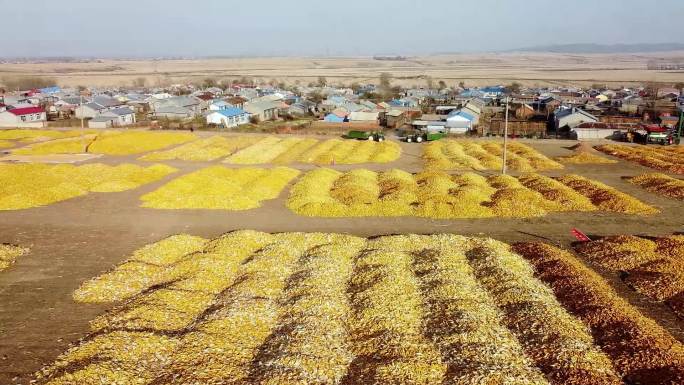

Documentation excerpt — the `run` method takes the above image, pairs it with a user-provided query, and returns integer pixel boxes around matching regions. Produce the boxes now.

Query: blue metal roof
[39,86,61,94]
[324,113,345,123]
[216,107,247,117]
[481,86,505,93]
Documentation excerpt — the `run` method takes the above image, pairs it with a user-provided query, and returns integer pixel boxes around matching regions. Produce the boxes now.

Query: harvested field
[423,140,563,171]
[224,137,401,165]
[288,168,655,218]
[514,242,684,385]
[627,173,684,200]
[140,166,300,210]
[0,140,13,148]
[139,135,263,162]
[38,231,635,385]
[595,144,684,174]
[14,130,197,156]
[0,163,176,210]
[0,244,28,271]
[575,235,684,319]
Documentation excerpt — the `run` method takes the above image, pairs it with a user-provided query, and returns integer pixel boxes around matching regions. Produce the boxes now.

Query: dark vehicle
[404,131,447,143]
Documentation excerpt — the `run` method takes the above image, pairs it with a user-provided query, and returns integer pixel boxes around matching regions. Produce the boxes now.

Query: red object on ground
[571,228,592,242]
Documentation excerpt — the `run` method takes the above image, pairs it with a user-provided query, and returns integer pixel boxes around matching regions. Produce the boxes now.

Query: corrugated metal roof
[8,106,44,116]
[215,108,247,117]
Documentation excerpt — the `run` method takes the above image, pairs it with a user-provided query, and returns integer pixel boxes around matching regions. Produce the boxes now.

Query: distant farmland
[2,52,684,88]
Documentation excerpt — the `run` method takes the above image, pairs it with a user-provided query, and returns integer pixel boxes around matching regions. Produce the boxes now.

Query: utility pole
[80,93,85,152]
[502,96,509,175]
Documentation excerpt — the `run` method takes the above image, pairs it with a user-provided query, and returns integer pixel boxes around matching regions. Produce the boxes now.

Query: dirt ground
[2,52,684,88]
[0,134,683,384]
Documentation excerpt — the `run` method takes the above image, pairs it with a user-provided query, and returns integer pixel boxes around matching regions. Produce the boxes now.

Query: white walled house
[206,108,250,128]
[88,107,136,129]
[0,107,47,128]
[75,102,105,119]
[554,107,599,130]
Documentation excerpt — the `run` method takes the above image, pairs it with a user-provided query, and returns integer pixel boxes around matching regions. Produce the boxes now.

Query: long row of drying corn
[40,232,684,385]
[596,144,684,174]
[575,234,684,319]
[423,140,564,172]
[0,163,177,210]
[513,242,684,385]
[288,168,657,218]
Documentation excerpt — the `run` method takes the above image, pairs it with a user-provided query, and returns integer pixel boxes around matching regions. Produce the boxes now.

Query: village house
[205,108,250,128]
[0,106,47,128]
[446,110,476,133]
[244,101,279,121]
[151,96,202,117]
[554,107,599,131]
[88,107,137,129]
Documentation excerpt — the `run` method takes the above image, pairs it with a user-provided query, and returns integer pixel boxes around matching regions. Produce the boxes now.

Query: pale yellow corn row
[0,163,177,210]
[74,234,208,303]
[270,138,319,164]
[250,234,366,385]
[225,137,309,164]
[41,331,180,385]
[40,231,275,384]
[409,236,551,385]
[518,174,597,211]
[157,232,317,384]
[140,166,300,210]
[557,174,659,215]
[0,128,95,142]
[466,239,623,384]
[423,140,562,172]
[140,135,263,162]
[346,247,446,384]
[88,231,274,332]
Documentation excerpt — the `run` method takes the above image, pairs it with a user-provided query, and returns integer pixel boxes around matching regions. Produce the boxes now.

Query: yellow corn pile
[139,135,263,161]
[39,231,644,385]
[596,144,684,174]
[0,129,95,142]
[576,234,684,319]
[224,137,401,165]
[556,152,618,164]
[557,174,659,215]
[423,140,563,171]
[288,168,653,219]
[514,242,684,384]
[0,163,177,210]
[140,166,300,210]
[14,130,196,156]
[628,173,684,200]
[0,244,28,271]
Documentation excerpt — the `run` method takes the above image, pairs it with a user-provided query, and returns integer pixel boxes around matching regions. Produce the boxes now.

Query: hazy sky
[1,0,682,57]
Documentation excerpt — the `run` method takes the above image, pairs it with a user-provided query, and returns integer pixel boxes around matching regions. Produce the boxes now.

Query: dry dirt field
[0,131,683,384]
[3,52,684,88]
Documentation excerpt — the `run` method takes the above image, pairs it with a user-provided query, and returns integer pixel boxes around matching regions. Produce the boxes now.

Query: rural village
[2,76,683,141]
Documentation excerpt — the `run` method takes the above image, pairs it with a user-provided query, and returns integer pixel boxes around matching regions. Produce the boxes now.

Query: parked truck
[346,130,385,142]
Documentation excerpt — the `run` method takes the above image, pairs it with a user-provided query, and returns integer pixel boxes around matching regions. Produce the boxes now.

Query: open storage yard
[1,129,684,385]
